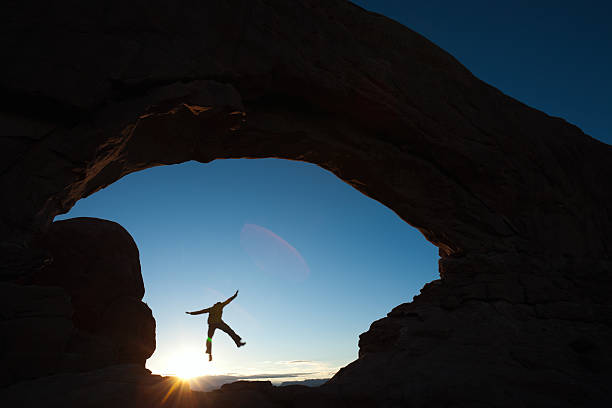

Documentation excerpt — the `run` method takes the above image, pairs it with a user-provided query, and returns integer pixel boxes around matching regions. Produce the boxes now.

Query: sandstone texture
[30,218,146,331]
[30,217,156,366]
[0,218,155,386]
[1,0,611,406]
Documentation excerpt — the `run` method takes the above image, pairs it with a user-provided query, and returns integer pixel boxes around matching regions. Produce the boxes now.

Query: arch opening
[51,158,439,387]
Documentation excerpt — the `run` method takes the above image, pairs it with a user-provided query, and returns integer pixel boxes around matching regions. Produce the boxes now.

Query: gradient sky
[56,1,610,383]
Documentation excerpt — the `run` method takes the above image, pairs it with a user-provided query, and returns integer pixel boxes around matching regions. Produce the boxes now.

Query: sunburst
[165,347,219,380]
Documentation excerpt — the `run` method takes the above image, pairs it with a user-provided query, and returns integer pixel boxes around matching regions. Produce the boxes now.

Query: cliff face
[1,0,611,406]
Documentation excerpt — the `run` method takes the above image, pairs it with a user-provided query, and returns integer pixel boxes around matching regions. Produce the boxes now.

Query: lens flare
[240,223,310,281]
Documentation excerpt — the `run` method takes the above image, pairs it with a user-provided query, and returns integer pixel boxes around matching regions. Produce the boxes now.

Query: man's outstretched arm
[222,290,239,306]
[186,307,210,315]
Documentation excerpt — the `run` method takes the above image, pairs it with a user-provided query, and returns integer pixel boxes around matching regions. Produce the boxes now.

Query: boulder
[30,217,144,332]
[26,217,155,371]
[100,296,156,365]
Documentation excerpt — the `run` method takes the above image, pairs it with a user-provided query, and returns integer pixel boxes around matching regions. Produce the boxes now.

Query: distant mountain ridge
[188,375,328,392]
[280,379,329,387]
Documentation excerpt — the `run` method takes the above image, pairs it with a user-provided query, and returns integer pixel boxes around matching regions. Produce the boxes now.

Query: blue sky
[57,159,437,380]
[56,1,610,382]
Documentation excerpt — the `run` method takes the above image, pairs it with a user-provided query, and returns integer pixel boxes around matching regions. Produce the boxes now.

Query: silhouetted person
[186,290,245,361]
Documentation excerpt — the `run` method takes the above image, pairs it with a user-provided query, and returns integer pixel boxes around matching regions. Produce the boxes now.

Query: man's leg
[206,325,216,360]
[217,320,245,347]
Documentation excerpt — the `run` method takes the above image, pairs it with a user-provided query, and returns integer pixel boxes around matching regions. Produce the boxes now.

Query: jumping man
[186,290,245,361]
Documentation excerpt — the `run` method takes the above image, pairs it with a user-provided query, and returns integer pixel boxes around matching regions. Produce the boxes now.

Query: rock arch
[1,0,611,406]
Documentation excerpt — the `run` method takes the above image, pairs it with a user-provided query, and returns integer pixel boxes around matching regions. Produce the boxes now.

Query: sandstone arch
[1,1,611,406]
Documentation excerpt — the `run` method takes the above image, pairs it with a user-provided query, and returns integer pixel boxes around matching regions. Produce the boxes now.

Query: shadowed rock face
[1,0,611,406]
[2,217,156,385]
[30,218,146,333]
[0,283,72,386]
[31,218,155,365]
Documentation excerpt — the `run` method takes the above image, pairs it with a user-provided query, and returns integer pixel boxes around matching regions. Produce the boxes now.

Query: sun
[166,347,220,380]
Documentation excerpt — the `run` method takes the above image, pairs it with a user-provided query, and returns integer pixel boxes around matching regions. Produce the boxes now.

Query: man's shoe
[237,341,246,348]
[209,354,213,361]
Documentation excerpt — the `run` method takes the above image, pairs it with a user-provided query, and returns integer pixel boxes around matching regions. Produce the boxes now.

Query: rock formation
[0,282,73,386]
[29,217,155,366]
[1,365,192,408]
[1,0,610,406]
[1,218,155,386]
